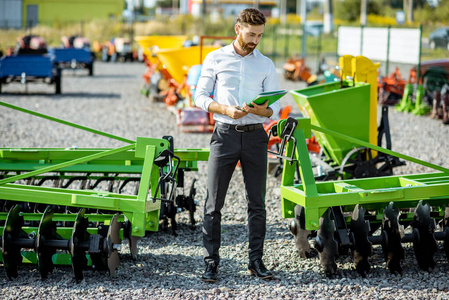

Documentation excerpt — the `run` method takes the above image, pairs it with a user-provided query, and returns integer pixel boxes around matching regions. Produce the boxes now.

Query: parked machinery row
[1,55,449,282]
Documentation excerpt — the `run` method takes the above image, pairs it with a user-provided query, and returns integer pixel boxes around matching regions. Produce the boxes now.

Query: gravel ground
[1,61,449,300]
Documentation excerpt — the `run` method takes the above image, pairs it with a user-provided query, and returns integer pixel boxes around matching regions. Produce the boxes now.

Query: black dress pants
[203,122,268,265]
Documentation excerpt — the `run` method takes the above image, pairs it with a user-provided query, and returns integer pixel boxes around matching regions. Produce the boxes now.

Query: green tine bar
[312,125,449,173]
[0,101,134,144]
[0,144,136,185]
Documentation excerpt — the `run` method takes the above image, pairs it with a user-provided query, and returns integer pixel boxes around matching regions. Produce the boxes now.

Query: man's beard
[238,34,257,54]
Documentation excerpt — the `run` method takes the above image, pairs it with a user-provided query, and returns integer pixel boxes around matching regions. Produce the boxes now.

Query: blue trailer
[0,55,62,94]
[49,48,94,76]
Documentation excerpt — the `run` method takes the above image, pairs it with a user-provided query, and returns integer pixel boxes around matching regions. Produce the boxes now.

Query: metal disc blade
[107,251,120,278]
[290,205,312,258]
[3,205,25,280]
[37,206,56,279]
[443,206,449,259]
[316,209,338,276]
[107,214,121,278]
[412,200,437,271]
[351,205,372,277]
[129,235,139,261]
[70,208,88,283]
[382,202,405,275]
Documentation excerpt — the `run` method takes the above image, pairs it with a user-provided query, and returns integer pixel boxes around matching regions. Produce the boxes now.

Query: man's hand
[225,106,248,119]
[207,102,248,119]
[242,101,273,118]
[207,101,272,119]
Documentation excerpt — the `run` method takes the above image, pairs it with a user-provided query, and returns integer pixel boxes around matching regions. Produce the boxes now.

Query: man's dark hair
[236,8,266,27]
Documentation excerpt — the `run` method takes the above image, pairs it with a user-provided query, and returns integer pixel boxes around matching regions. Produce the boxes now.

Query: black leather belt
[218,122,263,132]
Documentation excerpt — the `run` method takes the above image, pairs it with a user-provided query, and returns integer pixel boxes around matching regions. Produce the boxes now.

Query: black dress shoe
[248,259,273,279]
[201,262,218,282]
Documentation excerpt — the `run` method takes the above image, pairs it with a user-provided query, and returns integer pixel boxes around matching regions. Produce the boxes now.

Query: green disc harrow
[274,116,449,276]
[0,101,209,282]
[272,55,449,276]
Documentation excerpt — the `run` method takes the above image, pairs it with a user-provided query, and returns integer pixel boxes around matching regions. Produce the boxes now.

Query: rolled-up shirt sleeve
[264,62,281,120]
[195,54,215,112]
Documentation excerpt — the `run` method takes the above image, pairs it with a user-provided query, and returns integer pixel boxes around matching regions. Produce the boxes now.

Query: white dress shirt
[195,42,281,125]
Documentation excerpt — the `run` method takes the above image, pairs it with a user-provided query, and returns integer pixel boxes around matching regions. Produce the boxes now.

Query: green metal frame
[279,118,449,231]
[0,143,209,236]
[0,139,162,236]
[0,101,209,237]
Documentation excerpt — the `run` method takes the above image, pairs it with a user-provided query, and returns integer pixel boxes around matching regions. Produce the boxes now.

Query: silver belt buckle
[235,124,245,132]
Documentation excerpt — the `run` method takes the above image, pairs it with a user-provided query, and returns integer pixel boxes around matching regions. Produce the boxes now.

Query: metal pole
[302,23,306,58]
[416,24,422,85]
[202,0,206,17]
[316,29,322,73]
[360,0,367,26]
[336,25,339,62]
[360,25,364,56]
[280,0,287,25]
[385,25,391,75]
[301,0,307,57]
[254,0,260,9]
[273,24,277,62]
[284,24,289,60]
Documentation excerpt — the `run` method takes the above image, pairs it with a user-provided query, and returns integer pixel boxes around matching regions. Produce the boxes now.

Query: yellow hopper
[134,35,188,64]
[155,45,219,85]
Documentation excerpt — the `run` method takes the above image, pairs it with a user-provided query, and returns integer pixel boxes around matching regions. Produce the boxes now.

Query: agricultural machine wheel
[350,205,372,277]
[87,63,93,76]
[315,209,338,276]
[412,200,438,271]
[110,52,117,63]
[289,204,312,258]
[148,73,162,101]
[125,53,134,62]
[423,68,449,95]
[381,202,405,274]
[284,70,295,81]
[54,68,62,94]
[101,47,109,62]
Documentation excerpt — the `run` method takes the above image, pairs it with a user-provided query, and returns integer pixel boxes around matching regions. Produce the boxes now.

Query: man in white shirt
[195,8,281,282]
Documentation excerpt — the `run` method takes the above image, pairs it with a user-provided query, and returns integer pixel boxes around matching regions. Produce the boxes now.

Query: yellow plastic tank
[134,35,188,64]
[155,45,219,84]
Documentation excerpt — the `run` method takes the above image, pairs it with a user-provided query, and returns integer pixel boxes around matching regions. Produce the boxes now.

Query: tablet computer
[246,89,288,107]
